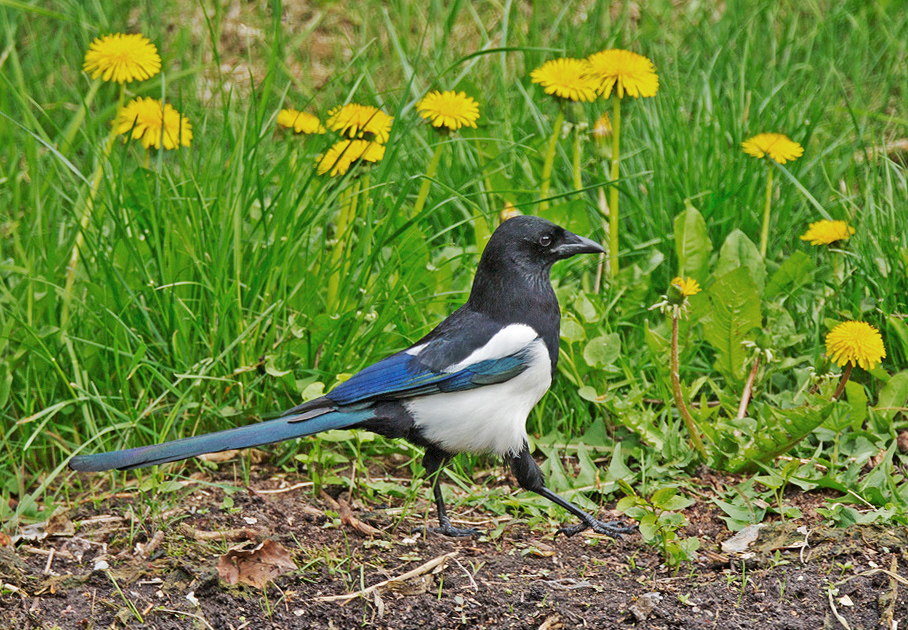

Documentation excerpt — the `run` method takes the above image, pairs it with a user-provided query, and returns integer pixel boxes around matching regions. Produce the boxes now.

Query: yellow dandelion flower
[277,109,325,134]
[799,220,855,246]
[742,133,804,164]
[326,104,393,143]
[316,139,385,177]
[530,58,598,103]
[585,49,659,99]
[416,90,480,131]
[671,276,701,297]
[592,113,612,138]
[83,33,161,84]
[115,97,192,150]
[825,321,886,370]
[500,201,521,223]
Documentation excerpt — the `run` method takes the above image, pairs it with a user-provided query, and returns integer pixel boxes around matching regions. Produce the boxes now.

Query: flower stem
[832,362,854,401]
[572,123,582,191]
[412,141,445,218]
[736,357,760,420]
[593,187,608,293]
[539,110,565,211]
[61,85,125,328]
[326,178,361,313]
[608,96,621,279]
[671,311,707,458]
[759,163,773,258]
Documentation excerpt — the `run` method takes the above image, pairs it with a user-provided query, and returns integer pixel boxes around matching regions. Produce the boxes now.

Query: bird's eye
[539,235,552,247]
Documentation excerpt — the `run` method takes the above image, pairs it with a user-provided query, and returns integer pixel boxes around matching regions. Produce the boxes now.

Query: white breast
[405,331,552,457]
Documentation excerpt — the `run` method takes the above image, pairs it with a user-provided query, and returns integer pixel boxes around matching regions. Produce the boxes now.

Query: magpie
[70,216,633,538]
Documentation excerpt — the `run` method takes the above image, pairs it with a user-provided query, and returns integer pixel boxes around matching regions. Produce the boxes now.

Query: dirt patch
[2,467,906,629]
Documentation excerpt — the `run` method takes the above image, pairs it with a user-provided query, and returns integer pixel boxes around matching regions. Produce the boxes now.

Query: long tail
[69,405,371,472]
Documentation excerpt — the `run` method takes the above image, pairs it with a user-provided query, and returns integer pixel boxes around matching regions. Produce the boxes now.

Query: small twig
[254,482,314,494]
[316,552,458,603]
[43,548,55,575]
[179,523,258,542]
[135,530,165,559]
[737,357,760,420]
[450,555,478,590]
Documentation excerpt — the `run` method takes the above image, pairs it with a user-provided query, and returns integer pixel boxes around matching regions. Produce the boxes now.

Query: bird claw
[556,519,636,539]
[414,515,482,538]
[426,524,482,538]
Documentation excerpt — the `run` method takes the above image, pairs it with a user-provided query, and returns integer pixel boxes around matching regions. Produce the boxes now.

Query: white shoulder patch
[446,323,538,372]
[405,342,428,356]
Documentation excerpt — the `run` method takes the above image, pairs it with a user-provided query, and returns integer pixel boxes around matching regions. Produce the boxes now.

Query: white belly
[405,338,552,456]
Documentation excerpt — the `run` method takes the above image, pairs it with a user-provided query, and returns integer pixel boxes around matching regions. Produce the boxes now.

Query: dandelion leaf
[673,202,711,283]
[715,229,766,292]
[876,370,908,422]
[583,333,621,368]
[702,267,761,384]
[728,397,836,473]
[765,251,813,299]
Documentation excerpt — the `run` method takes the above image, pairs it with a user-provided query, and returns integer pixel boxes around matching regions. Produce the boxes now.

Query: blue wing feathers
[327,349,531,404]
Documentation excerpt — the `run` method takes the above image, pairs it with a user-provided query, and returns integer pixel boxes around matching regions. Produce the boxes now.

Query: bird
[70,215,633,539]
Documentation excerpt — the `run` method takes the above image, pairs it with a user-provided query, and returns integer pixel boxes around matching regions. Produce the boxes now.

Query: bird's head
[480,215,605,273]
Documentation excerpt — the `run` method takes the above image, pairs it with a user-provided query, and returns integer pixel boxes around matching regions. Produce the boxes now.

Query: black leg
[421,447,480,538]
[509,443,635,539]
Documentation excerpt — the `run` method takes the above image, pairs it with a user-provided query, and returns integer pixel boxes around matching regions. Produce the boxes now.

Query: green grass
[1,0,907,532]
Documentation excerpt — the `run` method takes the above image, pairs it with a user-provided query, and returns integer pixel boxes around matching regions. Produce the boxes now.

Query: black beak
[553,231,606,259]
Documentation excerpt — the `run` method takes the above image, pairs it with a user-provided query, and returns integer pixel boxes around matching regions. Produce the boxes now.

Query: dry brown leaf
[320,491,384,537]
[217,539,295,588]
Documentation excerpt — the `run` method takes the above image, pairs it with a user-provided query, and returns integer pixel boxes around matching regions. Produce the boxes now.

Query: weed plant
[1,1,906,539]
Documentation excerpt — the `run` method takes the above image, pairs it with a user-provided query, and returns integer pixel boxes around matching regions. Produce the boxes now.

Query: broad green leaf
[876,370,908,422]
[577,385,601,403]
[643,321,669,358]
[673,202,711,282]
[638,513,659,541]
[715,229,766,292]
[606,441,634,483]
[844,380,867,429]
[617,408,665,451]
[650,487,678,507]
[573,292,599,323]
[702,267,762,383]
[538,445,573,493]
[581,417,611,448]
[765,251,813,298]
[660,493,697,512]
[583,333,621,368]
[575,446,599,487]
[712,497,763,530]
[560,314,586,343]
[728,396,837,473]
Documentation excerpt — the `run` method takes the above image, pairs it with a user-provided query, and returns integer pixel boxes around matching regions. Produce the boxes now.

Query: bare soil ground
[2,465,906,629]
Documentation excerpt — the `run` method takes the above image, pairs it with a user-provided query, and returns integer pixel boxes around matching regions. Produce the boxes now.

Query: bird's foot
[557,518,636,539]
[426,524,481,538]
[415,515,481,538]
